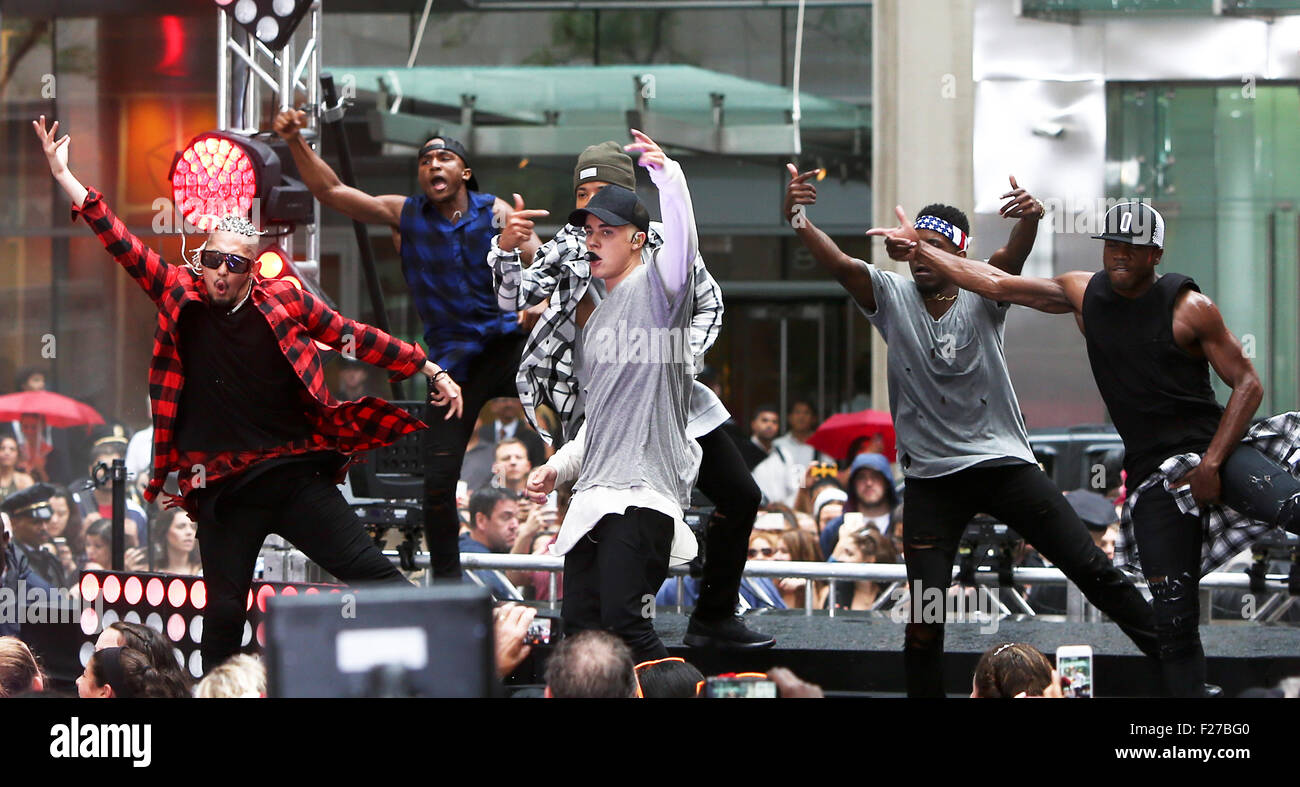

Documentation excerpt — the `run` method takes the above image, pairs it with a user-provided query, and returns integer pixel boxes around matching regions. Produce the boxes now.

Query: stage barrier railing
[382,551,1297,623]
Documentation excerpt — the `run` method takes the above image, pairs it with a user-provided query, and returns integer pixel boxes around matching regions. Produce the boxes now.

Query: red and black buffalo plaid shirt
[73,188,429,514]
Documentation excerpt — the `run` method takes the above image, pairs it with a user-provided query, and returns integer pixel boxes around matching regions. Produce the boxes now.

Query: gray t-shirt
[575,260,701,506]
[860,263,1036,478]
[572,280,725,440]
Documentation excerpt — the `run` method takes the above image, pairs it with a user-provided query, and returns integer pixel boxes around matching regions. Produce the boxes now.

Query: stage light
[213,0,313,51]
[103,575,121,604]
[124,575,143,605]
[258,248,287,278]
[257,584,276,613]
[79,571,343,672]
[168,613,187,643]
[80,608,99,637]
[169,131,313,232]
[147,577,165,607]
[169,578,189,607]
[80,574,100,602]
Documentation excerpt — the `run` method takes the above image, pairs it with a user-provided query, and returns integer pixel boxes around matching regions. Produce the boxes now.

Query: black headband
[95,647,136,699]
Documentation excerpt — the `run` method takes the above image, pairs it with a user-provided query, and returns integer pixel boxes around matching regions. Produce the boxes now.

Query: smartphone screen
[524,617,552,646]
[1057,652,1093,698]
[704,677,778,698]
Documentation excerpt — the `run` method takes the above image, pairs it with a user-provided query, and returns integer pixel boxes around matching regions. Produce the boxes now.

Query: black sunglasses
[200,249,254,275]
[748,547,774,558]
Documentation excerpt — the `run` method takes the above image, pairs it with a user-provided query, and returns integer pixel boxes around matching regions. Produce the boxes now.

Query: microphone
[582,251,598,262]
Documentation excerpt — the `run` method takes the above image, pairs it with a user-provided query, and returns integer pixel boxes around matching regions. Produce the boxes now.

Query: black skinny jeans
[691,426,764,621]
[423,333,527,578]
[902,461,1161,698]
[561,507,674,663]
[195,460,410,672]
[1131,444,1300,697]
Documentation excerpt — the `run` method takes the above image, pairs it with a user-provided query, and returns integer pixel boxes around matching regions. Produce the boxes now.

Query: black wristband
[431,369,450,384]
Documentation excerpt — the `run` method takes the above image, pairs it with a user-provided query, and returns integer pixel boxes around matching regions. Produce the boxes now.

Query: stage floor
[645,611,1300,697]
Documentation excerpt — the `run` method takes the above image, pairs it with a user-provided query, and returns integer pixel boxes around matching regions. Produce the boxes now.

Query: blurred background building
[0,0,1295,437]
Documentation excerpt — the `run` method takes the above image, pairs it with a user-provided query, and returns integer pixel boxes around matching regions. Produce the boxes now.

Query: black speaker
[265,585,496,698]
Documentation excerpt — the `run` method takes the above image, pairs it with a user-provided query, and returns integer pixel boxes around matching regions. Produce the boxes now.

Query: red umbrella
[807,409,896,463]
[0,390,105,428]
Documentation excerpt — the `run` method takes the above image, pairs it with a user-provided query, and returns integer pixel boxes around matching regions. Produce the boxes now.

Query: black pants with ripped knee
[1132,443,1300,697]
[901,462,1161,698]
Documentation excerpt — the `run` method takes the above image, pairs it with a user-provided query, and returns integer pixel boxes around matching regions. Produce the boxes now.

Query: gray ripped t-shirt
[859,262,1036,478]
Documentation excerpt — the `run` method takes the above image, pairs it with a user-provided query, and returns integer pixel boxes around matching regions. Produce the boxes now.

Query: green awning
[329,64,868,157]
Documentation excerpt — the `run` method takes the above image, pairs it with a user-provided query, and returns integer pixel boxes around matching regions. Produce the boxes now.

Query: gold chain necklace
[925,292,958,302]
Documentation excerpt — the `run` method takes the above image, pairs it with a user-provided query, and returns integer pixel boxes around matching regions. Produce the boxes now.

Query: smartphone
[1056,645,1093,698]
[704,676,778,698]
[753,512,786,532]
[842,512,865,535]
[524,614,563,646]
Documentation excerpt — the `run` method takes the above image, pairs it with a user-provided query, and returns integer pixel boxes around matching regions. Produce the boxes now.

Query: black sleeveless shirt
[1081,271,1224,486]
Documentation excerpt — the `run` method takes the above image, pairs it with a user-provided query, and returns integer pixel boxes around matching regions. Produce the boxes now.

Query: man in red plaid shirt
[34,117,464,672]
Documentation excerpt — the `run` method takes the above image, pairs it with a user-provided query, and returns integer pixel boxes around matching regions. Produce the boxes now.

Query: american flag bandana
[915,215,970,252]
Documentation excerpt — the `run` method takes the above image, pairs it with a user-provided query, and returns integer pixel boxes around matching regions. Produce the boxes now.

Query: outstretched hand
[625,129,667,171]
[998,175,1044,220]
[783,163,820,226]
[32,115,70,177]
[866,205,921,260]
[499,193,550,252]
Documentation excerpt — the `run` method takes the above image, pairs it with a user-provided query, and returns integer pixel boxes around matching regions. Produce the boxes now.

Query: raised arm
[294,287,463,418]
[631,130,694,296]
[33,116,171,303]
[986,175,1045,275]
[273,109,405,228]
[783,163,878,313]
[1175,290,1264,504]
[869,205,1086,315]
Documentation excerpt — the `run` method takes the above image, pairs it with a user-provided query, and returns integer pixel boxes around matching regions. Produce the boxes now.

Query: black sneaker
[684,614,775,649]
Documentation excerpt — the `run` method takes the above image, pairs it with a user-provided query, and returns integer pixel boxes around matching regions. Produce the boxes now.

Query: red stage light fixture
[169,131,313,232]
